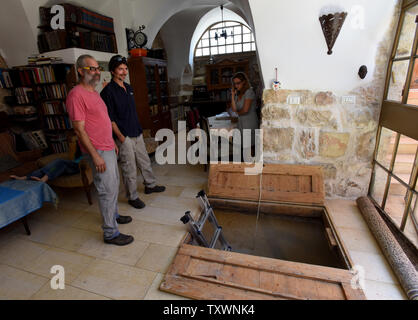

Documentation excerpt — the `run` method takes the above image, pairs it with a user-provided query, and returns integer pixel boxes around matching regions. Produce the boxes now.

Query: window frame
[194,20,256,58]
[369,0,418,244]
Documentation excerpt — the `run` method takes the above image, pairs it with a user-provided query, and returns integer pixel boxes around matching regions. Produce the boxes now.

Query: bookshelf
[128,57,172,136]
[0,63,76,154]
[37,4,117,54]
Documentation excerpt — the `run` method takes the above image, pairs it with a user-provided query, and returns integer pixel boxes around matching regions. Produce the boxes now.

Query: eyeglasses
[82,66,103,72]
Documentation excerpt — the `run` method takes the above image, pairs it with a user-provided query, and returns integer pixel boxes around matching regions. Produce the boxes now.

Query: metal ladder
[180,190,231,251]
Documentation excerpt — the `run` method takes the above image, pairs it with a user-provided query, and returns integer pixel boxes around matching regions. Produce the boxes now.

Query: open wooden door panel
[160,244,366,300]
[208,164,325,206]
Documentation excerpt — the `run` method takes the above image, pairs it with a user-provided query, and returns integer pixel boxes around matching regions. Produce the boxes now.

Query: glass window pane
[202,39,209,47]
[226,36,233,45]
[404,193,418,247]
[218,46,226,54]
[234,34,242,43]
[226,21,237,27]
[407,58,418,105]
[196,41,202,49]
[376,127,397,168]
[370,165,389,207]
[386,179,409,228]
[243,26,251,33]
[210,30,217,38]
[395,6,417,58]
[226,45,234,53]
[202,31,209,39]
[234,44,242,53]
[387,60,410,102]
[393,135,417,184]
[243,43,251,52]
[234,26,242,35]
[243,34,251,42]
[251,42,256,51]
[218,37,225,46]
[202,48,210,56]
[210,46,218,55]
[195,48,202,57]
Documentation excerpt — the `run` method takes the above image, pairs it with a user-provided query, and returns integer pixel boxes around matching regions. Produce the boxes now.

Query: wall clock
[134,25,148,48]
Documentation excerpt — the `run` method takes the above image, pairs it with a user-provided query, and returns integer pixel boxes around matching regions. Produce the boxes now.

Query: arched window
[195,21,256,57]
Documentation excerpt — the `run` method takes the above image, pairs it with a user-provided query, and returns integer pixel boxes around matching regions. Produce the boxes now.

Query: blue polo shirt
[100,80,143,138]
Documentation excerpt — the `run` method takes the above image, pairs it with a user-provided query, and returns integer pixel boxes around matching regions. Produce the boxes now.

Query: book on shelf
[14,87,34,104]
[13,105,37,115]
[0,69,13,88]
[7,64,72,87]
[36,84,67,100]
[28,55,63,65]
[45,115,72,130]
[42,101,66,115]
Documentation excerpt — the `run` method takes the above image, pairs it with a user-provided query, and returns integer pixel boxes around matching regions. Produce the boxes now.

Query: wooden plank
[208,198,323,218]
[208,163,325,205]
[179,244,353,284]
[341,283,367,300]
[325,227,338,247]
[161,244,365,300]
[160,274,279,300]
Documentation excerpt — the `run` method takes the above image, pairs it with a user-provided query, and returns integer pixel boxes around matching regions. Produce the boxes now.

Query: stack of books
[28,55,63,65]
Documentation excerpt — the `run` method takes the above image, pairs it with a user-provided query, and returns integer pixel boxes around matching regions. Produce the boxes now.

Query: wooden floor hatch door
[160,244,366,300]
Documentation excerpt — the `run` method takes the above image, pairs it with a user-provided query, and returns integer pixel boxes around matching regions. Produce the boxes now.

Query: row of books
[36,84,68,100]
[0,69,13,88]
[1,65,71,88]
[14,65,57,86]
[50,141,69,154]
[45,115,72,130]
[40,4,115,34]
[38,31,68,53]
[21,130,48,150]
[15,87,34,104]
[42,101,67,115]
[79,32,117,53]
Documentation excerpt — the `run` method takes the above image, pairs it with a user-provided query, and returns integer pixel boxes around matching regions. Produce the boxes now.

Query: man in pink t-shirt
[66,54,134,246]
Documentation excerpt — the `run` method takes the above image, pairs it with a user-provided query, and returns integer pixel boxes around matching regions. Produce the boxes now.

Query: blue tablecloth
[0,180,58,229]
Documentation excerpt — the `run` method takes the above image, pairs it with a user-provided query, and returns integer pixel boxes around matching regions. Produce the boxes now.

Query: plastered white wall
[248,0,398,94]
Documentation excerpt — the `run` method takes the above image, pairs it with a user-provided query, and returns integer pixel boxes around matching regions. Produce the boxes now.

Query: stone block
[263,127,294,152]
[319,132,350,158]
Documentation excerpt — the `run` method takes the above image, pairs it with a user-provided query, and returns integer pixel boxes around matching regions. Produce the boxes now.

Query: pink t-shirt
[66,85,115,153]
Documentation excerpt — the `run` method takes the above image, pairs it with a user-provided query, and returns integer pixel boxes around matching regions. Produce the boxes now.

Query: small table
[0,180,58,235]
[207,112,239,142]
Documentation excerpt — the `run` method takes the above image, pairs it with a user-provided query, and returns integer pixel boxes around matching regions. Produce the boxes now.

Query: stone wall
[260,4,401,199]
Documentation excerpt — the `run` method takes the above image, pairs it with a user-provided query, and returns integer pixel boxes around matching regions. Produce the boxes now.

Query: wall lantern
[319,11,347,55]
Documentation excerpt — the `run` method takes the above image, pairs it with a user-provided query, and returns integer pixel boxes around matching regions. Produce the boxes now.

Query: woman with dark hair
[230,72,259,150]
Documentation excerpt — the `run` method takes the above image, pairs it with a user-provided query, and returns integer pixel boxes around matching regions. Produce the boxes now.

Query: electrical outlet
[342,96,356,104]
[287,96,301,105]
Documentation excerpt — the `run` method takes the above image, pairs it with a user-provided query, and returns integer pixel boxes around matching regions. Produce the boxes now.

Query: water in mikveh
[205,209,346,269]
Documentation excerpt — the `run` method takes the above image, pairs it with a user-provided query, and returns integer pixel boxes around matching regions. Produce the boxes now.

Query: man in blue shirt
[101,55,165,209]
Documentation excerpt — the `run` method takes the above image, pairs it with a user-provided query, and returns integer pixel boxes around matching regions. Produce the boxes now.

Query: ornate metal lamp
[319,12,347,55]
[215,5,233,41]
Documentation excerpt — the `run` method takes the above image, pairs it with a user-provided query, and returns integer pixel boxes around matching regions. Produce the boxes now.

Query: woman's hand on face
[231,87,236,98]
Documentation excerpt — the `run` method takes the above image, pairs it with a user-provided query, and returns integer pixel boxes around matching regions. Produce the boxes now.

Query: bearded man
[66,54,134,246]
